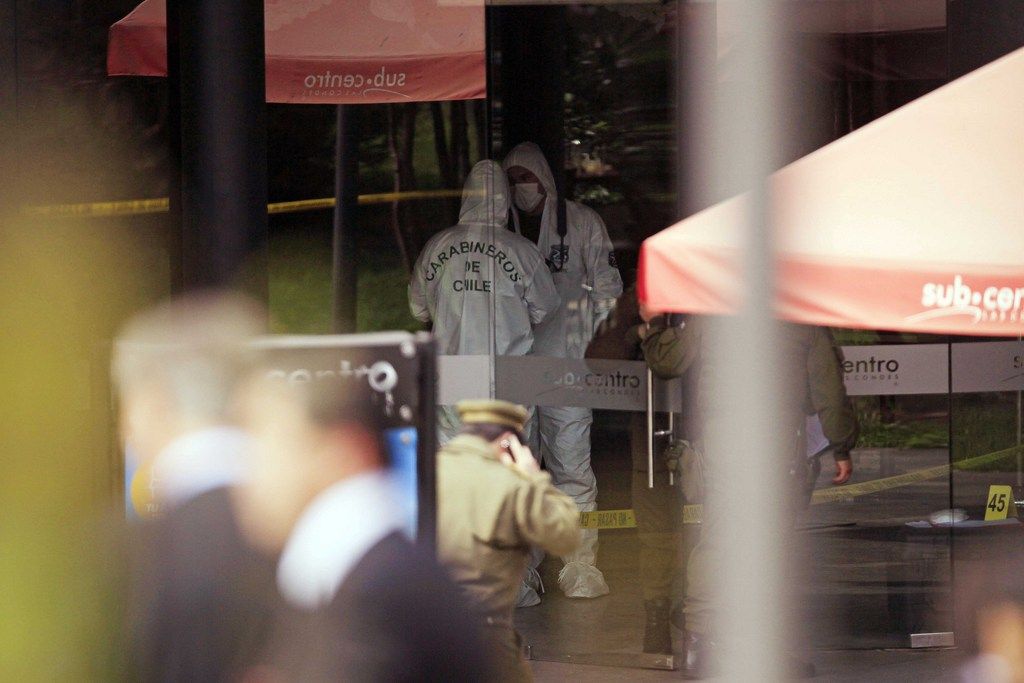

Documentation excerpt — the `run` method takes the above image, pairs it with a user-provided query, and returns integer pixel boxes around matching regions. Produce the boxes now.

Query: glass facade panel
[8,0,1024,674]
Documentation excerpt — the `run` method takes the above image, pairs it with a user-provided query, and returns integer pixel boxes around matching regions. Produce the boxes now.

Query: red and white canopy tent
[108,0,485,104]
[639,45,1024,337]
[108,0,945,98]
[108,0,485,326]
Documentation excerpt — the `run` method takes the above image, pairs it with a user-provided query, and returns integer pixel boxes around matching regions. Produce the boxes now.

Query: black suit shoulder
[127,487,278,683]
[328,533,492,682]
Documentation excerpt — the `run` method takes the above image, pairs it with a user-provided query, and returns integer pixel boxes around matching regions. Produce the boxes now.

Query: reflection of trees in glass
[564,5,670,161]
[9,1,170,203]
[387,103,419,272]
[572,182,624,206]
[378,100,486,271]
[563,5,674,242]
[853,396,949,449]
[7,1,486,338]
[953,394,1020,467]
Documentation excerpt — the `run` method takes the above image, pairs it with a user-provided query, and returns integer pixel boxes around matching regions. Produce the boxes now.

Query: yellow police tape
[20,197,172,218]
[579,509,637,530]
[20,189,468,219]
[580,444,1024,529]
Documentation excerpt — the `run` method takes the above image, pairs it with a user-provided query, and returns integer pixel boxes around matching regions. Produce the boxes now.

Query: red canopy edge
[641,230,1024,336]
[107,0,486,104]
[639,45,1024,337]
[107,12,165,77]
[267,54,484,104]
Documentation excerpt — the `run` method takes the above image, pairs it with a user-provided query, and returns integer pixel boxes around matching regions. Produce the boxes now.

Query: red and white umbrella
[639,46,1024,337]
[107,0,485,104]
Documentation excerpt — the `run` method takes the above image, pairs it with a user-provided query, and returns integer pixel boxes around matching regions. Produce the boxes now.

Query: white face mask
[513,183,544,212]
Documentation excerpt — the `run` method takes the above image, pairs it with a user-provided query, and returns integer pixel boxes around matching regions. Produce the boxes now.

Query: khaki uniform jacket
[437,435,581,621]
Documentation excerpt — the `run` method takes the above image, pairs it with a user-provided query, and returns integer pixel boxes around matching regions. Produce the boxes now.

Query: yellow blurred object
[129,458,161,519]
[0,212,168,680]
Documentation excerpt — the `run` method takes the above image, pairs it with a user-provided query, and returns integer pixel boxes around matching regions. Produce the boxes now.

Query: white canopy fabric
[639,46,1024,336]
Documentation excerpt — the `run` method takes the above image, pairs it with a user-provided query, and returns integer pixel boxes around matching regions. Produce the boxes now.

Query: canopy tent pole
[168,0,267,296]
[332,105,360,333]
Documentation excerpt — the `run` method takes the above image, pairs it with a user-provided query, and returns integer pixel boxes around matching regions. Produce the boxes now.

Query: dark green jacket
[586,289,683,471]
[640,316,858,461]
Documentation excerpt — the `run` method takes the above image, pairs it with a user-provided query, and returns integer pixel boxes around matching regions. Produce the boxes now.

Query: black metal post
[415,334,438,552]
[332,105,360,333]
[495,5,566,185]
[483,5,494,159]
[165,0,183,293]
[0,1,20,219]
[169,0,268,296]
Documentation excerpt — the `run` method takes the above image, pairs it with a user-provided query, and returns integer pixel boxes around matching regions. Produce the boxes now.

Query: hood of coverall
[458,160,511,229]
[501,141,558,203]
[497,140,557,236]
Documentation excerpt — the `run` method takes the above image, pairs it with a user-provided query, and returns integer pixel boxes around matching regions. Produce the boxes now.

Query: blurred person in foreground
[112,292,275,681]
[959,556,1024,683]
[639,307,858,678]
[962,597,1024,683]
[236,372,492,681]
[437,399,581,681]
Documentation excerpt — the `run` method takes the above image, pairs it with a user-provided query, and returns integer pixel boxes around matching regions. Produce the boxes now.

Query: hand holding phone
[498,434,540,475]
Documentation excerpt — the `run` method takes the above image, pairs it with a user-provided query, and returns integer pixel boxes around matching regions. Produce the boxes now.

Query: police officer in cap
[437,400,582,682]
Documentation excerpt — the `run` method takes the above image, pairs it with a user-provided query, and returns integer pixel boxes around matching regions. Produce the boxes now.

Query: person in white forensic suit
[409,159,560,445]
[502,142,623,601]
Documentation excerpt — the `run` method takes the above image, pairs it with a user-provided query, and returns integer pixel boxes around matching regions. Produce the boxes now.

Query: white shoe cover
[558,561,610,598]
[516,566,545,608]
[516,582,541,608]
[524,565,544,594]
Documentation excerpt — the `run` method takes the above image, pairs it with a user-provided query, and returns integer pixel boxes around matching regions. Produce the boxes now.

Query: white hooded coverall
[503,142,623,595]
[409,160,560,441]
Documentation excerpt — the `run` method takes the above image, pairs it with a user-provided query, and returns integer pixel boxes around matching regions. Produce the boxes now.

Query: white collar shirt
[152,426,250,509]
[276,471,408,611]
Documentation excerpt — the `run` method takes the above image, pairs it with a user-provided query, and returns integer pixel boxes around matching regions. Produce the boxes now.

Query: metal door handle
[646,367,655,489]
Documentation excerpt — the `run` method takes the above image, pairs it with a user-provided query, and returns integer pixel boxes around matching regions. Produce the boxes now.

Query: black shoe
[670,601,685,631]
[683,631,717,679]
[642,598,672,654]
